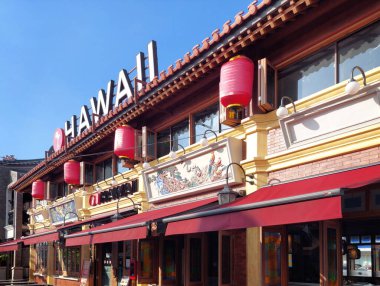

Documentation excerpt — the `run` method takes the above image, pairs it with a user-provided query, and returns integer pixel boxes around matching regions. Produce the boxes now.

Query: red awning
[65,197,216,246]
[22,231,59,246]
[0,239,22,252]
[165,164,380,235]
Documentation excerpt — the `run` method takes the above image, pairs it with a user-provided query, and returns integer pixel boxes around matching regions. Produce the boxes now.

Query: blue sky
[0,0,254,159]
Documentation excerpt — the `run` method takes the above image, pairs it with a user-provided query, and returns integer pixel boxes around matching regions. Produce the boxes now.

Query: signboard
[120,276,130,286]
[49,200,77,224]
[142,138,242,202]
[80,260,91,286]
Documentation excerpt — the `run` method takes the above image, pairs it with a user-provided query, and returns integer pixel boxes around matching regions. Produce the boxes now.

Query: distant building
[0,156,41,280]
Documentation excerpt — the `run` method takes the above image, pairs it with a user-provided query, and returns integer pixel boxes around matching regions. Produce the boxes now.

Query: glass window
[162,239,176,281]
[140,240,154,279]
[95,157,113,181]
[264,231,282,286]
[288,223,320,284]
[117,158,130,174]
[172,119,189,149]
[194,104,219,143]
[36,242,48,273]
[157,129,170,158]
[189,237,202,282]
[55,246,81,277]
[221,235,231,284]
[278,45,335,103]
[339,21,380,82]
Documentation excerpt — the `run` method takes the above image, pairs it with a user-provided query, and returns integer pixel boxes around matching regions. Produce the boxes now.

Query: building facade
[6,0,380,285]
[0,156,41,280]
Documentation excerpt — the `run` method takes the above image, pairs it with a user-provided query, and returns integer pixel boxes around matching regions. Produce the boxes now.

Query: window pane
[157,129,170,158]
[288,223,320,284]
[140,240,154,279]
[339,21,380,82]
[96,162,104,181]
[104,158,113,179]
[264,232,282,286]
[172,119,189,148]
[221,235,231,284]
[163,240,176,281]
[327,228,338,284]
[194,104,219,143]
[189,238,202,282]
[117,158,130,173]
[278,46,335,102]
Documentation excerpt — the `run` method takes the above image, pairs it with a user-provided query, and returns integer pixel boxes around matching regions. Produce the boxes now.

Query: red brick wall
[53,278,80,286]
[34,275,47,284]
[268,146,380,182]
[267,128,287,155]
[232,229,246,286]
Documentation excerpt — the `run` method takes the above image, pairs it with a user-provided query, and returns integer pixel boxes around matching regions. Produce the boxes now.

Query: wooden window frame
[185,234,205,286]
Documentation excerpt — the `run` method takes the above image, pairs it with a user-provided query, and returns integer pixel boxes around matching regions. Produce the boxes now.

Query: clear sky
[0,0,254,159]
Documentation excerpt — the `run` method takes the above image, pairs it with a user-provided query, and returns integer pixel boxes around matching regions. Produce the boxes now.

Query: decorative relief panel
[142,138,243,203]
[279,83,380,148]
[49,200,78,225]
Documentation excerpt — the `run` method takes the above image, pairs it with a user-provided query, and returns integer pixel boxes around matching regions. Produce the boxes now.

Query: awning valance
[0,239,22,252]
[164,163,380,235]
[22,231,59,246]
[65,197,216,246]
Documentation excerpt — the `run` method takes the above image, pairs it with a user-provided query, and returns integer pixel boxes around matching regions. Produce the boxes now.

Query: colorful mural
[49,200,77,224]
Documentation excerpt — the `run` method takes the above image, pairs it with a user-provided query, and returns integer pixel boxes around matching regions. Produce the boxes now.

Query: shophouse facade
[0,156,41,280]
[5,0,380,285]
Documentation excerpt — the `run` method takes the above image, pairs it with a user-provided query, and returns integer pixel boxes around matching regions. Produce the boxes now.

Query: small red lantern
[32,180,45,200]
[114,125,135,159]
[219,55,254,108]
[64,160,80,185]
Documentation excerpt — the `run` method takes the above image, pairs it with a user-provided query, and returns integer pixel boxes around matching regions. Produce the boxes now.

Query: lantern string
[48,116,280,163]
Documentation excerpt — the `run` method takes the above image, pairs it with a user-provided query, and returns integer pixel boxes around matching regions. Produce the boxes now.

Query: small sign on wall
[120,276,130,286]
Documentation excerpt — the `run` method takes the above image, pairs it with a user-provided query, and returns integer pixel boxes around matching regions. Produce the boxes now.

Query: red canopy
[0,239,22,252]
[165,163,380,235]
[65,197,216,246]
[22,231,59,246]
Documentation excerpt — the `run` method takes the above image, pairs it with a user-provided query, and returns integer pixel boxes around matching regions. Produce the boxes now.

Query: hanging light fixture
[345,66,367,95]
[276,96,296,118]
[199,129,218,147]
[169,144,185,159]
[217,162,254,205]
[64,160,80,185]
[32,180,45,200]
[114,125,135,160]
[142,161,151,169]
[219,55,254,124]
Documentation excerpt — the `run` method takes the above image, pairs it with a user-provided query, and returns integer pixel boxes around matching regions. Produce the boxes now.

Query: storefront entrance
[263,221,341,286]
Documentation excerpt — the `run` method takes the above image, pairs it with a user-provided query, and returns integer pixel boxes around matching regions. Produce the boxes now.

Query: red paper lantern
[114,125,135,159]
[32,180,45,200]
[64,160,80,185]
[219,55,254,108]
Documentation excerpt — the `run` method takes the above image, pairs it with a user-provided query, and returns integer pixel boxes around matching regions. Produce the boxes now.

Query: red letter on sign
[89,193,100,206]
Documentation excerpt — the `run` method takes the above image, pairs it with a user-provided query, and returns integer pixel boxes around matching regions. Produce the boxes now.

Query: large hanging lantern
[219,55,254,108]
[64,160,80,185]
[32,180,45,200]
[114,125,135,160]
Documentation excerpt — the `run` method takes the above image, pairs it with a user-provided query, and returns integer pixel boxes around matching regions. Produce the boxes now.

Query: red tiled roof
[11,0,319,191]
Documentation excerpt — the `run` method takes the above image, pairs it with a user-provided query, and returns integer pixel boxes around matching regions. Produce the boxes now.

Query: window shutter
[257,58,277,112]
[80,162,94,185]
[142,126,157,161]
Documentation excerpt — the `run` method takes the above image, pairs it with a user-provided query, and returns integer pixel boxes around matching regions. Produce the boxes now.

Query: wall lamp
[169,143,186,159]
[118,172,129,180]
[111,186,141,221]
[276,96,296,118]
[199,130,218,147]
[142,159,151,169]
[94,181,102,192]
[63,211,81,226]
[345,66,367,95]
[217,162,254,205]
